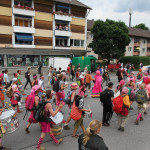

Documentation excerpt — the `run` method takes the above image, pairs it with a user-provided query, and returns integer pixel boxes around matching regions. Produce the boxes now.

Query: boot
[135,119,139,125]
[120,127,124,132]
[55,138,63,146]
[25,128,30,133]
[17,107,23,113]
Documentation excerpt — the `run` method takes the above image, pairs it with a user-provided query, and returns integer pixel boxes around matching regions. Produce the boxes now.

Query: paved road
[2,72,150,150]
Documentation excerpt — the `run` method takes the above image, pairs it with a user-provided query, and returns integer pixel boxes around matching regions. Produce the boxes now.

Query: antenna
[129,8,133,27]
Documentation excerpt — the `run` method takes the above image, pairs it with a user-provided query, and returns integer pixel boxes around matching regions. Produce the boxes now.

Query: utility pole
[129,8,133,27]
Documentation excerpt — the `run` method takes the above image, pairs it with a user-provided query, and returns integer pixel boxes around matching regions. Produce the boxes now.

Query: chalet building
[0,0,91,67]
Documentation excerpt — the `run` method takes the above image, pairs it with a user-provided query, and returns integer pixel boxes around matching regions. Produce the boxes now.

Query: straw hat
[70,83,79,90]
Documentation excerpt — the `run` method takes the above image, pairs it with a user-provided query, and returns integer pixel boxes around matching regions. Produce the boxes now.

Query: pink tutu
[41,122,51,133]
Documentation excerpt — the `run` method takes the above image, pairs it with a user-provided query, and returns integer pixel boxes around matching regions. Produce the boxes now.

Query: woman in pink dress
[91,70,102,98]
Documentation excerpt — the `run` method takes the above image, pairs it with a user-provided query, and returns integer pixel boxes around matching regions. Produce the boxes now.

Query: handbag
[120,107,128,116]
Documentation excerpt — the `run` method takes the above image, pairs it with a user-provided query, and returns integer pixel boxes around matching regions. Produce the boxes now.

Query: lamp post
[129,8,133,27]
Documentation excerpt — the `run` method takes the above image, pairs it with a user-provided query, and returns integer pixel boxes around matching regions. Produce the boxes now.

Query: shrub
[119,56,150,69]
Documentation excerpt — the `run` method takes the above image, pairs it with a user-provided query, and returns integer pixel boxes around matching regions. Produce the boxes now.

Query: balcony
[55,30,71,37]
[134,42,140,47]
[13,6,35,17]
[13,26,35,34]
[147,43,150,47]
[54,13,72,22]
[55,46,71,50]
[146,52,150,56]
[133,51,140,56]
[13,44,35,48]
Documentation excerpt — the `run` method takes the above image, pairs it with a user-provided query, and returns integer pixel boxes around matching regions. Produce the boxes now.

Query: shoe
[36,147,45,150]
[0,147,11,150]
[25,128,30,133]
[135,120,139,125]
[102,123,110,126]
[118,127,121,131]
[140,117,144,121]
[144,112,147,115]
[17,109,23,113]
[120,127,124,132]
[63,125,70,130]
[56,138,63,146]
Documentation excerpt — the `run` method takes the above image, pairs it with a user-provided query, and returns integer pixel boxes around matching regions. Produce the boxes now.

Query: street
[2,72,150,150]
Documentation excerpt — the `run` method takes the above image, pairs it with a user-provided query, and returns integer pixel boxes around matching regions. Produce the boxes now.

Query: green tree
[89,19,130,64]
[134,23,149,30]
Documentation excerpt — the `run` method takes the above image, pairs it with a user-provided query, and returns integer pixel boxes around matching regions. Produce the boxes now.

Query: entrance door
[91,59,95,72]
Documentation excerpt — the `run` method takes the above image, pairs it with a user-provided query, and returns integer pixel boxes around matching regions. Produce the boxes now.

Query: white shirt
[4,73,9,83]
[38,79,44,90]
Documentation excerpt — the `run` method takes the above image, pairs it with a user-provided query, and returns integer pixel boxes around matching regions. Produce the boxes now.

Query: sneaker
[63,125,70,130]
[25,128,30,133]
[56,138,63,146]
[135,120,139,125]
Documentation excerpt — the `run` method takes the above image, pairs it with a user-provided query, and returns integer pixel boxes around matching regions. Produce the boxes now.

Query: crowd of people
[0,62,150,150]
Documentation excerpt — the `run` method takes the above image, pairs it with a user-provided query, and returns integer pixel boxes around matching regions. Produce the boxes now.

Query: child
[85,71,93,93]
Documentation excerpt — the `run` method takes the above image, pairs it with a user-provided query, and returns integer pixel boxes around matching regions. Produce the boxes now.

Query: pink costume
[91,71,102,98]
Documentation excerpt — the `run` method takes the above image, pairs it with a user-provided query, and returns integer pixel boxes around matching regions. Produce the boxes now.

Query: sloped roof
[52,0,92,9]
[128,27,150,38]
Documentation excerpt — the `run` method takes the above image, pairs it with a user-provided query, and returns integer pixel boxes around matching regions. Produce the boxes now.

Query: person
[17,70,23,86]
[122,68,127,81]
[135,83,149,125]
[116,67,123,82]
[0,74,5,108]
[47,66,53,87]
[0,108,11,150]
[140,62,143,69]
[118,87,130,132]
[144,84,150,114]
[25,85,41,133]
[56,74,67,110]
[84,67,88,74]
[128,72,136,83]
[38,62,42,74]
[76,68,80,81]
[102,71,109,86]
[59,24,62,30]
[32,74,38,87]
[71,95,91,137]
[85,71,93,93]
[64,83,79,130]
[127,66,131,76]
[3,70,9,87]
[67,64,71,80]
[71,65,75,81]
[24,67,32,90]
[143,72,149,83]
[136,69,143,88]
[51,73,57,103]
[38,75,45,98]
[102,82,114,126]
[78,120,108,150]
[91,70,102,98]
[115,80,125,93]
[11,78,22,113]
[36,90,63,150]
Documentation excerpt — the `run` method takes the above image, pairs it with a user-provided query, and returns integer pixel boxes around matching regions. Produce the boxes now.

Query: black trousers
[103,106,113,123]
[24,78,32,89]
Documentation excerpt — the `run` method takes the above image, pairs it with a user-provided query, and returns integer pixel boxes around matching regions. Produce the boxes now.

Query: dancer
[25,85,41,133]
[91,70,102,98]
[24,67,32,90]
[78,120,108,150]
[0,74,5,108]
[36,90,63,150]
[85,71,93,93]
[32,74,38,87]
[115,80,125,93]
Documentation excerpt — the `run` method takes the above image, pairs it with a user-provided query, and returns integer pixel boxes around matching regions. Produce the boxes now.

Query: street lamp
[129,8,133,27]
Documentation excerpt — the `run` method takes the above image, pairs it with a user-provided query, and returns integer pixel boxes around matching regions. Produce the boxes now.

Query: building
[0,0,91,67]
[126,27,150,57]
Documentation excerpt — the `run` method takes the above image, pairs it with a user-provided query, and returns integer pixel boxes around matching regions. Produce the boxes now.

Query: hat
[70,83,79,90]
[122,87,129,94]
[144,72,148,76]
[31,85,41,93]
[12,78,17,83]
[139,69,142,72]
[33,74,37,79]
[119,80,125,86]
[28,67,31,69]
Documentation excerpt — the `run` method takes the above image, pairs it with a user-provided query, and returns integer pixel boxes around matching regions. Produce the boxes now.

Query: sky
[79,0,150,28]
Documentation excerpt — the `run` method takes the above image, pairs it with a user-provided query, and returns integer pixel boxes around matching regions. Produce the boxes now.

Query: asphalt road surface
[2,72,150,150]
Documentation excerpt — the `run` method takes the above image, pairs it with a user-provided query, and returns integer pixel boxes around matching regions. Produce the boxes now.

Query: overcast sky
[79,0,150,28]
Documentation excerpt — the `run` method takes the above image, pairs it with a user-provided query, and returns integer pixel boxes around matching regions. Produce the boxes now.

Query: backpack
[100,89,109,104]
[25,93,35,111]
[63,90,73,104]
[71,95,83,120]
[6,85,13,98]
[33,101,54,123]
[53,80,60,92]
[136,89,148,103]
[50,78,55,85]
[25,72,28,78]
[112,95,123,114]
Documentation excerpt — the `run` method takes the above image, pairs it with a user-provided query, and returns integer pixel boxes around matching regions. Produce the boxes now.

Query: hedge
[119,56,150,69]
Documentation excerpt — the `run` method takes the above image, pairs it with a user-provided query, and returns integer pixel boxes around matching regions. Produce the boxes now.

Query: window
[142,48,145,52]
[134,38,139,43]
[56,38,68,47]
[147,40,150,44]
[15,15,32,27]
[74,40,80,46]
[14,0,32,8]
[15,33,33,45]
[71,39,85,47]
[143,40,146,43]
[147,48,150,52]
[55,21,69,31]
[128,47,132,51]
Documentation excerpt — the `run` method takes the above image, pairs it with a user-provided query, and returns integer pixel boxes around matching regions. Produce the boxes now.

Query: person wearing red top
[67,64,71,80]
[76,68,80,80]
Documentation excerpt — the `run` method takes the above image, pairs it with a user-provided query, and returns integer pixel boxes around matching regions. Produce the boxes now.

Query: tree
[89,19,130,64]
[134,23,149,30]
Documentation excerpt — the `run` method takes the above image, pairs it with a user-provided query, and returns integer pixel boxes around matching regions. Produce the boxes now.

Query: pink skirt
[10,96,18,105]
[41,122,51,133]
[28,110,38,123]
